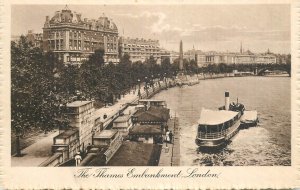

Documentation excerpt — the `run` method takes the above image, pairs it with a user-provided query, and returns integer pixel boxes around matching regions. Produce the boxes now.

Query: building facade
[65,100,95,153]
[195,49,277,67]
[43,7,119,64]
[119,37,161,64]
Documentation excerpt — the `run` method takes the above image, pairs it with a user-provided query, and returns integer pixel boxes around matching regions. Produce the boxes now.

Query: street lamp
[137,79,141,99]
[145,77,149,97]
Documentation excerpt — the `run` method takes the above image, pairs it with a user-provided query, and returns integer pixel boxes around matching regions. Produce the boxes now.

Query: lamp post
[145,77,149,97]
[137,79,141,99]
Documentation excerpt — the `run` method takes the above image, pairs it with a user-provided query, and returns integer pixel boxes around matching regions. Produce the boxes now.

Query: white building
[119,37,162,64]
[65,100,95,152]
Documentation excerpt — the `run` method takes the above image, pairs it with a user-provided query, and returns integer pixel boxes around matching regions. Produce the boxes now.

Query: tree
[88,48,105,66]
[11,36,68,155]
[120,53,132,66]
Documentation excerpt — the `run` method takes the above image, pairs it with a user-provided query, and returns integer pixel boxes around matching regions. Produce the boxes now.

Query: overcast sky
[11,4,290,54]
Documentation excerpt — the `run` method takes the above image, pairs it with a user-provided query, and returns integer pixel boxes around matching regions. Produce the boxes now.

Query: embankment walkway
[158,117,180,166]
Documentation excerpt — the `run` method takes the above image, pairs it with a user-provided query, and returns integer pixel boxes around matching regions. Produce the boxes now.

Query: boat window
[198,125,206,132]
[218,124,223,131]
[207,125,219,133]
[224,122,228,129]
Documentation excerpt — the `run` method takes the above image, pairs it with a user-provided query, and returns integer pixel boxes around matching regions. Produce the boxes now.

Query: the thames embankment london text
[74,168,221,178]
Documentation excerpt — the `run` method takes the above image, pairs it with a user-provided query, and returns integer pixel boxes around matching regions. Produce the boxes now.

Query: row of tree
[11,36,184,135]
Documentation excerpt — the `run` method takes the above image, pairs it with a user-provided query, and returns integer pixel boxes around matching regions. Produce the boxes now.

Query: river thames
[153,76,291,166]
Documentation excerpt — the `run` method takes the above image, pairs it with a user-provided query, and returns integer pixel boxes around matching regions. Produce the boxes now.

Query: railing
[198,121,240,139]
[39,152,63,167]
[198,130,227,139]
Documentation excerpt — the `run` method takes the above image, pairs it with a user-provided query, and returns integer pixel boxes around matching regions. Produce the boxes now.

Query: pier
[159,117,180,166]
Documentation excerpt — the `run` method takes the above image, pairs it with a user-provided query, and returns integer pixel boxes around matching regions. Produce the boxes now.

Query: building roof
[113,114,131,123]
[134,112,162,122]
[54,128,79,139]
[148,106,170,120]
[94,129,117,139]
[130,124,162,135]
[198,109,238,126]
[46,7,118,32]
[133,106,170,122]
[66,100,92,107]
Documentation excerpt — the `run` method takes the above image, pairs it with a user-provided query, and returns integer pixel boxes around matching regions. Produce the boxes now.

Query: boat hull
[195,137,225,147]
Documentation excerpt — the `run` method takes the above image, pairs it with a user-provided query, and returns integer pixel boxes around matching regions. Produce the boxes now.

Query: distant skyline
[11,4,290,54]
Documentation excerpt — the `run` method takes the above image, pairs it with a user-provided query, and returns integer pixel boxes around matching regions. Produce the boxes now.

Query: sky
[11,4,291,54]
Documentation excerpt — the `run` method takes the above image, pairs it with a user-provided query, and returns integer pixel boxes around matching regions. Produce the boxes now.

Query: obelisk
[179,40,184,71]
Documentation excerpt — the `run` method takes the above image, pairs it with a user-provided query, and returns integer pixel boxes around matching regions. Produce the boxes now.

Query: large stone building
[119,37,161,64]
[195,48,277,67]
[43,6,119,64]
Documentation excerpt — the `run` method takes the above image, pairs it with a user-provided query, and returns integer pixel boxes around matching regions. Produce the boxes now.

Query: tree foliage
[11,36,66,134]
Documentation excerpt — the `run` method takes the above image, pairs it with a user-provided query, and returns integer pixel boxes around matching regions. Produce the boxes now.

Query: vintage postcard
[0,0,299,189]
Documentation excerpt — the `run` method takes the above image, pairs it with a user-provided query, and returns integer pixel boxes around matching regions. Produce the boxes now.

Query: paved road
[11,131,59,166]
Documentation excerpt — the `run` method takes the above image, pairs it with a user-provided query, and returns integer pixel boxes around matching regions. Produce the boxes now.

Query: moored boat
[195,92,245,148]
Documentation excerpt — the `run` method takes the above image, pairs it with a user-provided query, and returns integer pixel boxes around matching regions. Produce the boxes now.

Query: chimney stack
[225,91,230,110]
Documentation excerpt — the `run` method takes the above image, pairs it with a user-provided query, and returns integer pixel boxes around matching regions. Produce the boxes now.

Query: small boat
[195,92,245,148]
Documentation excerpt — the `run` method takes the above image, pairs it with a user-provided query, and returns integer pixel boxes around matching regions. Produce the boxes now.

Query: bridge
[255,64,290,76]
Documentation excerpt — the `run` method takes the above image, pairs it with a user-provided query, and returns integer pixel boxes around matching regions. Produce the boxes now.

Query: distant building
[195,46,277,67]
[184,50,197,61]
[119,36,161,64]
[160,49,179,64]
[43,6,119,65]
[64,100,95,153]
[26,30,43,48]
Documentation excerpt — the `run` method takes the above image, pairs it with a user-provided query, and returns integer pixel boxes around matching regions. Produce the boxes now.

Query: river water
[153,76,291,166]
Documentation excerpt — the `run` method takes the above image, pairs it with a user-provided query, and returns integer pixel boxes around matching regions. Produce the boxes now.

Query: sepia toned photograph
[10,3,291,168]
